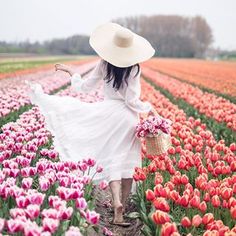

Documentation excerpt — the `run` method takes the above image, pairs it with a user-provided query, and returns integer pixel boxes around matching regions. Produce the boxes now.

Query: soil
[89,185,143,236]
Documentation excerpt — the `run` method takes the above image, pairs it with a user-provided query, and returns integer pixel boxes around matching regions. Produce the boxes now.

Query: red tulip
[211,195,221,208]
[203,230,219,236]
[221,187,233,200]
[152,210,170,225]
[230,206,236,219]
[181,217,191,228]
[161,222,178,236]
[153,197,170,212]
[189,195,200,208]
[169,190,180,202]
[202,213,214,225]
[199,201,207,212]
[155,172,164,185]
[145,189,155,201]
[204,192,211,202]
[181,175,189,185]
[133,167,146,181]
[192,215,202,227]
[228,197,236,208]
[168,147,176,155]
[179,195,189,207]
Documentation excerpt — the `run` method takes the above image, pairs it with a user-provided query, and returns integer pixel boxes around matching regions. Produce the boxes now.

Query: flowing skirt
[26,82,142,188]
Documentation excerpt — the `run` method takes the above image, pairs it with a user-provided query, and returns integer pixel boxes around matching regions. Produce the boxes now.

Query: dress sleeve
[71,60,103,93]
[125,67,153,113]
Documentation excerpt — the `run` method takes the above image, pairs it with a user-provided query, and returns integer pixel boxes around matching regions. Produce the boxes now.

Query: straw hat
[89,22,155,68]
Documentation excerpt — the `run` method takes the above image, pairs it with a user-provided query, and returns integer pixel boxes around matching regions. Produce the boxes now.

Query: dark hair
[101,59,140,91]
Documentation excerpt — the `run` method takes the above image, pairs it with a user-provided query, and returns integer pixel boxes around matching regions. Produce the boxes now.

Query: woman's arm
[55,60,103,93]
[55,63,76,76]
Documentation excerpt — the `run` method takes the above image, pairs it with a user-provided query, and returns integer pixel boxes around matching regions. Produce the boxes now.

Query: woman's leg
[121,178,133,213]
[109,180,123,222]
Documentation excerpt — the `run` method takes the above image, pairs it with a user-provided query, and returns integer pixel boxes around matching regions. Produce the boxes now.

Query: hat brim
[89,22,155,68]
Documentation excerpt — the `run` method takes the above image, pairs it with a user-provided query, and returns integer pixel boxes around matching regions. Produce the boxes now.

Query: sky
[0,0,235,50]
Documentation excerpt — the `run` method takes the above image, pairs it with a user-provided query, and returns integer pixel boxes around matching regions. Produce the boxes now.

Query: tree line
[0,15,213,58]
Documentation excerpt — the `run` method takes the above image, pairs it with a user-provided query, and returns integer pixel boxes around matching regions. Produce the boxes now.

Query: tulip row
[142,59,236,98]
[0,59,96,121]
[132,78,236,236]
[0,69,113,235]
[0,57,97,80]
[141,66,236,132]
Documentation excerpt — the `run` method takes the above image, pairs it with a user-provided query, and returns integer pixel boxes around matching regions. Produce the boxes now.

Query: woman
[25,22,156,226]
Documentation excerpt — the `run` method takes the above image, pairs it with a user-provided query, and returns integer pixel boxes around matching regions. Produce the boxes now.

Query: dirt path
[91,185,143,236]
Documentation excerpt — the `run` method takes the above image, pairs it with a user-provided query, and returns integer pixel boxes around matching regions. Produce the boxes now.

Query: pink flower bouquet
[135,115,172,138]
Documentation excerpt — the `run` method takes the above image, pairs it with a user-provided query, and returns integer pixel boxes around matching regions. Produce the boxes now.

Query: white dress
[26,59,153,185]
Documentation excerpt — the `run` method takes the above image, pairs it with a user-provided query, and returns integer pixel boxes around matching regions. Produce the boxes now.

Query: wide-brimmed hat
[89,22,155,68]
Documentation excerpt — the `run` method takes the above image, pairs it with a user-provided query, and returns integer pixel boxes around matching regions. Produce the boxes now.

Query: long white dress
[26,59,153,185]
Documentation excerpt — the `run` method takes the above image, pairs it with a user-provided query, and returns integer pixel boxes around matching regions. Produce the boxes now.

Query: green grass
[0,57,83,73]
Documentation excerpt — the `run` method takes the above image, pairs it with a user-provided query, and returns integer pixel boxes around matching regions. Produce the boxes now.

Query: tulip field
[0,56,236,236]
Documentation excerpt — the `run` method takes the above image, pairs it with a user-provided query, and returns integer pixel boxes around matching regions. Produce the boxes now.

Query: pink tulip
[84,158,96,167]
[78,162,88,172]
[42,218,59,234]
[22,177,33,190]
[0,218,4,232]
[21,167,37,177]
[39,177,50,191]
[27,191,45,205]
[7,219,24,233]
[96,165,103,173]
[16,196,30,208]
[23,221,42,236]
[99,180,108,190]
[85,210,100,225]
[65,226,82,236]
[58,207,73,220]
[48,149,58,160]
[75,197,87,210]
[10,208,26,218]
[0,171,5,184]
[57,187,71,200]
[41,208,58,219]
[102,226,113,236]
[25,204,40,219]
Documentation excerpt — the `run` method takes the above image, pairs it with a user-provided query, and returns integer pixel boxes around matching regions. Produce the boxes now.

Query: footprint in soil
[91,185,143,236]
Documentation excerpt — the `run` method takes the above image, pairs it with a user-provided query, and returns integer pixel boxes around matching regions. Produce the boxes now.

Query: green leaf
[126,211,140,219]
[141,225,153,236]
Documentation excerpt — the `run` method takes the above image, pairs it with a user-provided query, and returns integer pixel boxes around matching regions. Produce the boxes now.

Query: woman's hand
[148,108,156,117]
[55,63,75,76]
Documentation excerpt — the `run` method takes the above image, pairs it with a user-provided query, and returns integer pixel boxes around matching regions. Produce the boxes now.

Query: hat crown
[113,28,134,48]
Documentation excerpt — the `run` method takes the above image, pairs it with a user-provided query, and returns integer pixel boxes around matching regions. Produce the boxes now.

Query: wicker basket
[143,109,172,155]
[145,132,172,155]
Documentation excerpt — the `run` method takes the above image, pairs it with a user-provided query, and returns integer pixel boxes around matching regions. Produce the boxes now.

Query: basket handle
[143,108,162,119]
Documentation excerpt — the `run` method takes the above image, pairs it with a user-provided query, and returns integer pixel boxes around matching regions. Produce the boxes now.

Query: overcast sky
[0,0,235,50]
